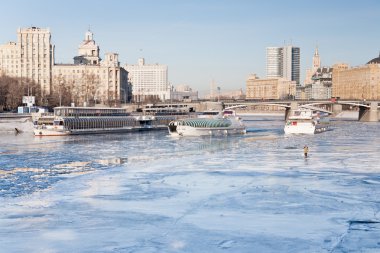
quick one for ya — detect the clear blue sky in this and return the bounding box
[1,0,380,94]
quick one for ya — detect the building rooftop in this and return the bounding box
[367,52,380,64]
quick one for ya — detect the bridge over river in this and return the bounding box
[222,100,380,122]
[220,100,380,122]
[135,100,380,122]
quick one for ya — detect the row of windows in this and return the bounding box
[56,69,120,74]
[0,60,18,64]
[0,50,18,54]
[55,74,110,79]
[20,53,49,58]
[21,46,49,50]
[1,59,46,63]
[0,50,48,56]
[57,69,102,74]
[0,63,48,69]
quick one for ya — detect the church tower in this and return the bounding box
[304,46,321,85]
[312,46,321,72]
[74,30,101,65]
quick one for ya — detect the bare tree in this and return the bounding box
[0,75,41,110]
[77,72,99,106]
[0,75,12,109]
[70,80,80,107]
[51,74,72,107]
[85,72,98,106]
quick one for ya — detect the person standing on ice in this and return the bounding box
[303,145,309,158]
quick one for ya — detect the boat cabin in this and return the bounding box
[289,109,313,120]
[54,107,130,117]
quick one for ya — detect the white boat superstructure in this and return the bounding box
[34,107,171,136]
[284,109,329,134]
[168,109,246,137]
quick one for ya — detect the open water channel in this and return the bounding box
[0,115,380,252]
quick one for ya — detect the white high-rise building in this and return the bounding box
[266,45,300,84]
[18,27,54,95]
[266,47,282,78]
[282,45,300,84]
[0,27,54,96]
[125,58,169,102]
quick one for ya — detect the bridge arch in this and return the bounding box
[224,100,379,121]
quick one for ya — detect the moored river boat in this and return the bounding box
[168,109,246,137]
[34,107,174,136]
[284,109,330,134]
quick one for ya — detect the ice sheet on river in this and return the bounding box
[0,116,380,252]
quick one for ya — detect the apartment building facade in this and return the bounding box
[125,58,169,102]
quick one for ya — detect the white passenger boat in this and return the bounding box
[284,109,329,134]
[168,109,246,137]
[34,107,171,136]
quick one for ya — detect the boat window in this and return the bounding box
[53,120,63,126]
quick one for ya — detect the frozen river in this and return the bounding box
[0,116,380,252]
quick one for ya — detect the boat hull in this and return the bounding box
[172,125,246,137]
[69,126,167,135]
[284,122,328,134]
[34,125,168,136]
[34,129,71,136]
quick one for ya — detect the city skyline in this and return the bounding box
[1,0,380,94]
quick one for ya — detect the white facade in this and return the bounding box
[266,47,282,78]
[53,31,128,106]
[246,74,296,100]
[172,85,198,101]
[0,28,129,106]
[0,42,18,76]
[305,82,331,100]
[0,27,54,95]
[304,67,332,100]
[266,45,300,84]
[282,45,300,84]
[125,58,169,101]
[74,30,100,65]
[52,60,128,106]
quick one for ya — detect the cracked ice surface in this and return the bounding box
[0,116,380,252]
